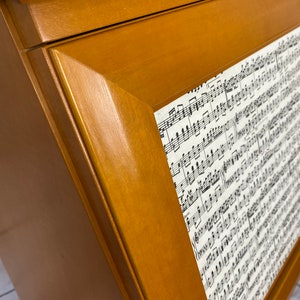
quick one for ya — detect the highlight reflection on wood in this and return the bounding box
[1,0,300,299]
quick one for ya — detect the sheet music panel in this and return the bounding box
[155,27,300,300]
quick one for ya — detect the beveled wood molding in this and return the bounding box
[7,0,297,298]
[41,0,300,111]
[50,50,205,299]
[6,0,208,47]
[0,5,125,299]
[44,0,300,298]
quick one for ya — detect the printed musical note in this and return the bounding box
[155,27,300,300]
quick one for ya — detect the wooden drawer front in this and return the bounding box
[43,0,300,299]
[6,0,205,47]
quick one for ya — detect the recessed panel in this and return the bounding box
[155,27,300,299]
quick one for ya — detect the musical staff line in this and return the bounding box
[155,27,300,300]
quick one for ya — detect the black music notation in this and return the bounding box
[155,27,300,300]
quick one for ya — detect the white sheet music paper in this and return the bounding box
[155,27,300,300]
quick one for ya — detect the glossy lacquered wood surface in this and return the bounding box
[48,0,300,299]
[0,5,123,300]
[49,0,300,111]
[6,0,206,47]
[51,53,205,300]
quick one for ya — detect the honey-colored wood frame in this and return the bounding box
[0,4,125,300]
[6,0,207,47]
[28,0,300,299]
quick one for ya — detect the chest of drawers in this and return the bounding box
[1,1,300,299]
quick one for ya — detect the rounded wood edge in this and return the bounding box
[49,48,206,300]
[40,0,300,112]
[6,0,209,47]
[35,2,296,298]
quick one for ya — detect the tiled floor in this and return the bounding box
[0,260,18,300]
[0,257,298,299]
[289,279,300,300]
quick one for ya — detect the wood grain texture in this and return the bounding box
[26,47,143,300]
[5,0,206,47]
[0,5,123,300]
[51,52,205,300]
[48,0,300,299]
[1,0,300,299]
[46,0,300,111]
